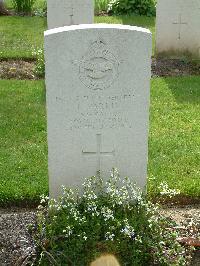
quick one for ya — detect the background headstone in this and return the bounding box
[156,0,200,58]
[45,24,152,197]
[47,0,94,29]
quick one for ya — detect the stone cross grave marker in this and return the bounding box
[156,0,200,58]
[82,133,115,171]
[172,14,187,40]
[44,24,152,198]
[47,0,94,29]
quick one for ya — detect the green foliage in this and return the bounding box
[33,170,186,265]
[108,0,156,16]
[12,0,36,14]
[32,48,45,78]
[95,0,110,14]
[33,0,46,17]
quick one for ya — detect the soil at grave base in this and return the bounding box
[151,58,200,77]
[0,58,200,80]
[152,195,200,206]
[0,59,38,80]
[0,205,200,266]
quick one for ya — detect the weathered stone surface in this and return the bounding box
[47,0,94,29]
[156,0,200,58]
[45,24,152,197]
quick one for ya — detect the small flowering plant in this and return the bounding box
[32,48,45,78]
[159,181,181,198]
[33,169,186,265]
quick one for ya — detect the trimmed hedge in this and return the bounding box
[108,0,156,16]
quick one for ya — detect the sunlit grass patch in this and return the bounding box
[0,77,199,205]
[148,77,200,199]
[0,80,48,205]
[0,15,155,59]
[0,16,46,59]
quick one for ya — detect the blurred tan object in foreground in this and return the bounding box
[90,254,120,266]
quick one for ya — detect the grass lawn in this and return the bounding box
[0,16,46,58]
[0,80,48,205]
[0,77,199,205]
[148,77,200,200]
[0,15,155,59]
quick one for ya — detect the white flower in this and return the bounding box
[82,232,88,241]
[121,221,135,239]
[110,168,119,179]
[40,194,49,204]
[158,182,180,198]
[53,216,57,221]
[86,201,99,217]
[63,226,73,237]
[101,207,114,221]
[37,205,43,210]
[83,190,97,201]
[105,232,115,241]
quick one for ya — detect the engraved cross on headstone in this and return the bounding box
[69,1,74,25]
[173,14,187,40]
[82,134,115,172]
[69,7,74,24]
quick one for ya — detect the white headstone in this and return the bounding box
[47,0,94,29]
[156,0,200,58]
[45,24,152,197]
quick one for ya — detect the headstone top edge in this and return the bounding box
[44,23,151,37]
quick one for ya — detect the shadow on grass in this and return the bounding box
[119,14,155,28]
[163,76,200,104]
